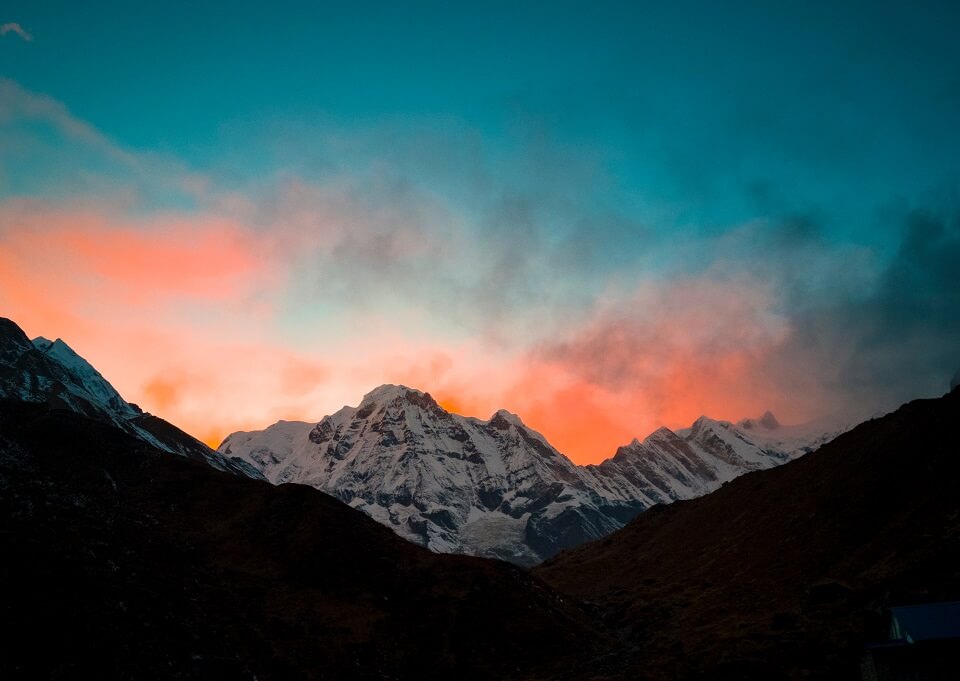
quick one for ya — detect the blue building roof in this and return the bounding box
[889,602,960,643]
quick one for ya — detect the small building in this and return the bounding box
[861,601,960,681]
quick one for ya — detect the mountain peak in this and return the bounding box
[689,415,717,434]
[32,336,55,351]
[223,380,852,565]
[737,410,780,431]
[951,368,960,392]
[645,426,679,443]
[759,410,780,429]
[357,384,443,415]
[487,408,530,432]
[33,336,85,365]
[360,384,424,404]
[490,408,524,426]
[30,335,123,401]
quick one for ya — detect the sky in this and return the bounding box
[1,1,959,463]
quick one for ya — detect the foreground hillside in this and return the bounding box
[0,400,607,681]
[536,388,960,680]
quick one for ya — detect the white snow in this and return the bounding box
[219,386,848,564]
[30,336,140,418]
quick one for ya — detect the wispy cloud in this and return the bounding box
[2,78,959,463]
[1,22,32,42]
[0,78,210,204]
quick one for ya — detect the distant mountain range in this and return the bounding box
[0,316,850,563]
[220,385,850,564]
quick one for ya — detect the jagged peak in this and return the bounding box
[33,335,79,358]
[758,410,780,429]
[356,384,443,416]
[35,337,86,364]
[687,414,736,438]
[739,410,781,431]
[489,408,524,427]
[360,384,426,404]
[690,415,714,431]
[645,426,679,443]
[32,335,105,378]
[32,336,55,351]
[487,409,526,431]
[610,438,648,462]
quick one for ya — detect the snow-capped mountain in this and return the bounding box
[220,385,633,564]
[220,384,850,565]
[0,317,261,479]
[584,411,850,508]
[0,314,850,564]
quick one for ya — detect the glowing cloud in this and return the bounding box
[3,76,957,466]
[483,276,791,460]
[0,198,291,445]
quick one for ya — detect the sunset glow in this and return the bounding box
[0,206,800,462]
[3,3,959,463]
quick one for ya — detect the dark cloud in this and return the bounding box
[834,211,960,400]
[746,208,960,416]
[523,204,960,426]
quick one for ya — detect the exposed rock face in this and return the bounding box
[221,386,847,564]
[221,386,629,564]
[0,317,260,479]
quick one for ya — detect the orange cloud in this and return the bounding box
[0,199,266,305]
[142,376,184,412]
[488,276,797,461]
[0,198,293,442]
[501,366,638,460]
[0,194,807,467]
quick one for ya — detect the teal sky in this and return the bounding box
[1,1,959,460]
[5,1,959,231]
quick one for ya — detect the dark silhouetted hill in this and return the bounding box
[0,399,608,680]
[536,389,960,680]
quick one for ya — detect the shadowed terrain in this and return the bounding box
[3,388,959,680]
[536,389,960,680]
[0,399,609,681]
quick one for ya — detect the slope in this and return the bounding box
[535,388,960,680]
[0,398,609,681]
[0,317,259,478]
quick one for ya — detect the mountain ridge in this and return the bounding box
[221,382,850,564]
[0,317,260,479]
[0,316,853,564]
